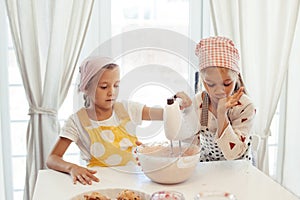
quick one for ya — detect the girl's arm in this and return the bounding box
[216,89,256,160]
[141,91,193,121]
[142,106,163,120]
[46,137,99,185]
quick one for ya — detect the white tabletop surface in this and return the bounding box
[33,160,299,200]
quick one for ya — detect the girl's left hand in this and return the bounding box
[174,91,192,110]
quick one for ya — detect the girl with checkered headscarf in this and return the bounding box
[174,36,256,162]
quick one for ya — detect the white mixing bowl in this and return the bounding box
[135,142,200,184]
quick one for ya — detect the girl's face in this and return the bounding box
[201,67,237,105]
[90,67,120,110]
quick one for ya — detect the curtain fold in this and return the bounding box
[5,0,94,199]
[0,1,13,199]
[210,0,299,174]
[283,11,300,197]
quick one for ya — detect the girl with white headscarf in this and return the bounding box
[46,56,164,185]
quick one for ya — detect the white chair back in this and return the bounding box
[251,134,261,166]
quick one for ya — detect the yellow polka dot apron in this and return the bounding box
[77,102,138,167]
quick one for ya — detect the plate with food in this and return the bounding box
[70,188,151,200]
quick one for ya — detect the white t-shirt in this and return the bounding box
[60,100,145,161]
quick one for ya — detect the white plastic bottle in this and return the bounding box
[163,98,182,140]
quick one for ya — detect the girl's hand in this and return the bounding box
[69,164,99,185]
[174,91,192,110]
[135,140,143,146]
[218,87,244,113]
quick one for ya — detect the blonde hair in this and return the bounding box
[200,67,247,95]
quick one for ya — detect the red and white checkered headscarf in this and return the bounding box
[195,36,240,73]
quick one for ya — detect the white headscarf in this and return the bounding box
[78,56,114,92]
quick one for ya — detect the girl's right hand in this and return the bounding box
[218,87,244,114]
[69,164,100,185]
[174,91,192,110]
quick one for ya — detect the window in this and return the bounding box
[111,0,199,142]
[6,19,27,200]
[268,103,280,178]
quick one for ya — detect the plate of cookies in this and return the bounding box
[70,188,151,200]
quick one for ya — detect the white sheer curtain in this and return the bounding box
[0,43,13,200]
[0,113,6,200]
[210,0,299,174]
[283,14,300,196]
[0,0,13,199]
[0,120,5,200]
[5,0,94,199]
